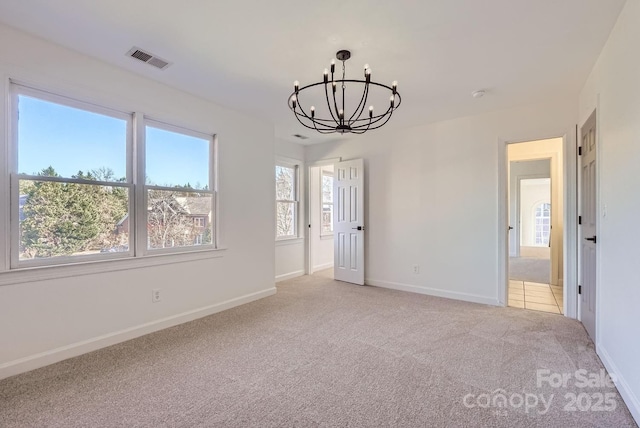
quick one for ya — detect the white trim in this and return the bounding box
[313,262,333,271]
[366,278,499,306]
[275,270,305,282]
[598,345,640,424]
[0,76,9,272]
[0,285,274,380]
[0,248,226,287]
[275,237,304,247]
[275,160,301,240]
[498,139,509,306]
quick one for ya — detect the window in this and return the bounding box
[321,170,334,235]
[534,203,551,246]
[8,83,216,269]
[275,164,298,239]
[145,122,214,250]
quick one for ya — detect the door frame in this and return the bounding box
[497,134,578,318]
[304,157,341,275]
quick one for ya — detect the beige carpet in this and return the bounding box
[509,256,551,284]
[0,274,637,427]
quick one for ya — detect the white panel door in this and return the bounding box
[333,159,365,285]
[580,111,597,341]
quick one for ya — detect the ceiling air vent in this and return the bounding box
[293,134,309,140]
[126,47,171,70]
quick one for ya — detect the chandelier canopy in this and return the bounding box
[288,50,401,134]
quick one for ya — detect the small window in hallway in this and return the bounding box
[534,203,551,246]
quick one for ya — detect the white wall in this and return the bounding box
[305,98,576,305]
[309,166,333,272]
[274,139,306,281]
[579,0,640,421]
[0,24,275,378]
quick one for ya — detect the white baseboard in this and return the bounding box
[275,270,304,282]
[598,345,640,424]
[313,262,333,271]
[0,287,277,381]
[365,279,499,306]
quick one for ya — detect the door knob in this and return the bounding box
[508,226,514,231]
[584,236,597,243]
[352,226,364,231]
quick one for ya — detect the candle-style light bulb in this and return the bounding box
[392,80,398,94]
[323,68,329,83]
[291,94,297,108]
[365,66,371,82]
[294,80,299,92]
[389,94,395,107]
[369,106,374,118]
[310,106,315,118]
[330,59,336,74]
[332,81,337,93]
[338,109,344,119]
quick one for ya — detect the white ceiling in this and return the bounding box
[0,0,626,145]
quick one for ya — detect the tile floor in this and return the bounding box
[508,280,563,314]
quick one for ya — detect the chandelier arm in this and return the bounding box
[350,118,373,134]
[331,81,341,125]
[293,91,337,129]
[292,111,335,132]
[312,119,339,134]
[359,108,395,131]
[347,80,369,123]
[350,104,393,129]
[323,84,340,125]
[289,95,336,131]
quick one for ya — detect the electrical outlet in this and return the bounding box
[152,289,162,303]
[412,265,420,274]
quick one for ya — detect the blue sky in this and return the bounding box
[18,95,209,188]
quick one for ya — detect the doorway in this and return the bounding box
[506,138,564,314]
[308,164,334,278]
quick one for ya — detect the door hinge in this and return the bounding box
[578,285,582,295]
[578,146,582,156]
[578,215,582,225]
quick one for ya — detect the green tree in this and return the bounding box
[20,167,129,258]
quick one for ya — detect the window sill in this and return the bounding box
[0,248,227,287]
[275,237,304,247]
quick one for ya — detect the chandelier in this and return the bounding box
[288,50,401,134]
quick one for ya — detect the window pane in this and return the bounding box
[276,166,295,200]
[322,204,333,234]
[276,201,296,237]
[146,126,210,189]
[19,180,130,260]
[18,95,127,180]
[147,190,213,249]
[322,174,333,203]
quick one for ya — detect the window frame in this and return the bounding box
[320,169,334,237]
[4,81,220,273]
[141,119,217,256]
[533,202,551,247]
[10,84,135,268]
[275,160,299,241]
